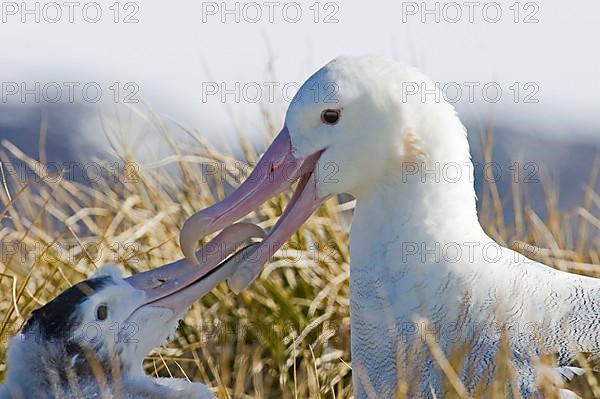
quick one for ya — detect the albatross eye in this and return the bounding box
[96,304,108,321]
[321,109,340,125]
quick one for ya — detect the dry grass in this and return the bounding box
[0,112,599,398]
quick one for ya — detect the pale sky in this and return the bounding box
[0,0,599,149]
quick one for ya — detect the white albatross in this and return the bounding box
[180,56,597,398]
[0,223,264,399]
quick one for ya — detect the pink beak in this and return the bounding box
[179,127,327,293]
[126,222,265,315]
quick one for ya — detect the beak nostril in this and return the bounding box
[150,277,167,288]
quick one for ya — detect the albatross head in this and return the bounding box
[2,223,264,398]
[180,55,472,292]
[286,56,401,198]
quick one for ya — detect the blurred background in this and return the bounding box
[0,0,599,214]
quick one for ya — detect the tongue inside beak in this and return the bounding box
[179,127,327,293]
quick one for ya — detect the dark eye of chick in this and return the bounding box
[321,109,340,125]
[96,304,108,321]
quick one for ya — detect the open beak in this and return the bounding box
[125,222,265,315]
[179,127,328,293]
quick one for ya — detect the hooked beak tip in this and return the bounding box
[177,128,323,289]
[180,215,210,264]
[180,217,267,266]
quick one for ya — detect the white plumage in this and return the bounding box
[1,223,264,399]
[293,56,597,398]
[180,56,598,398]
[0,266,213,399]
